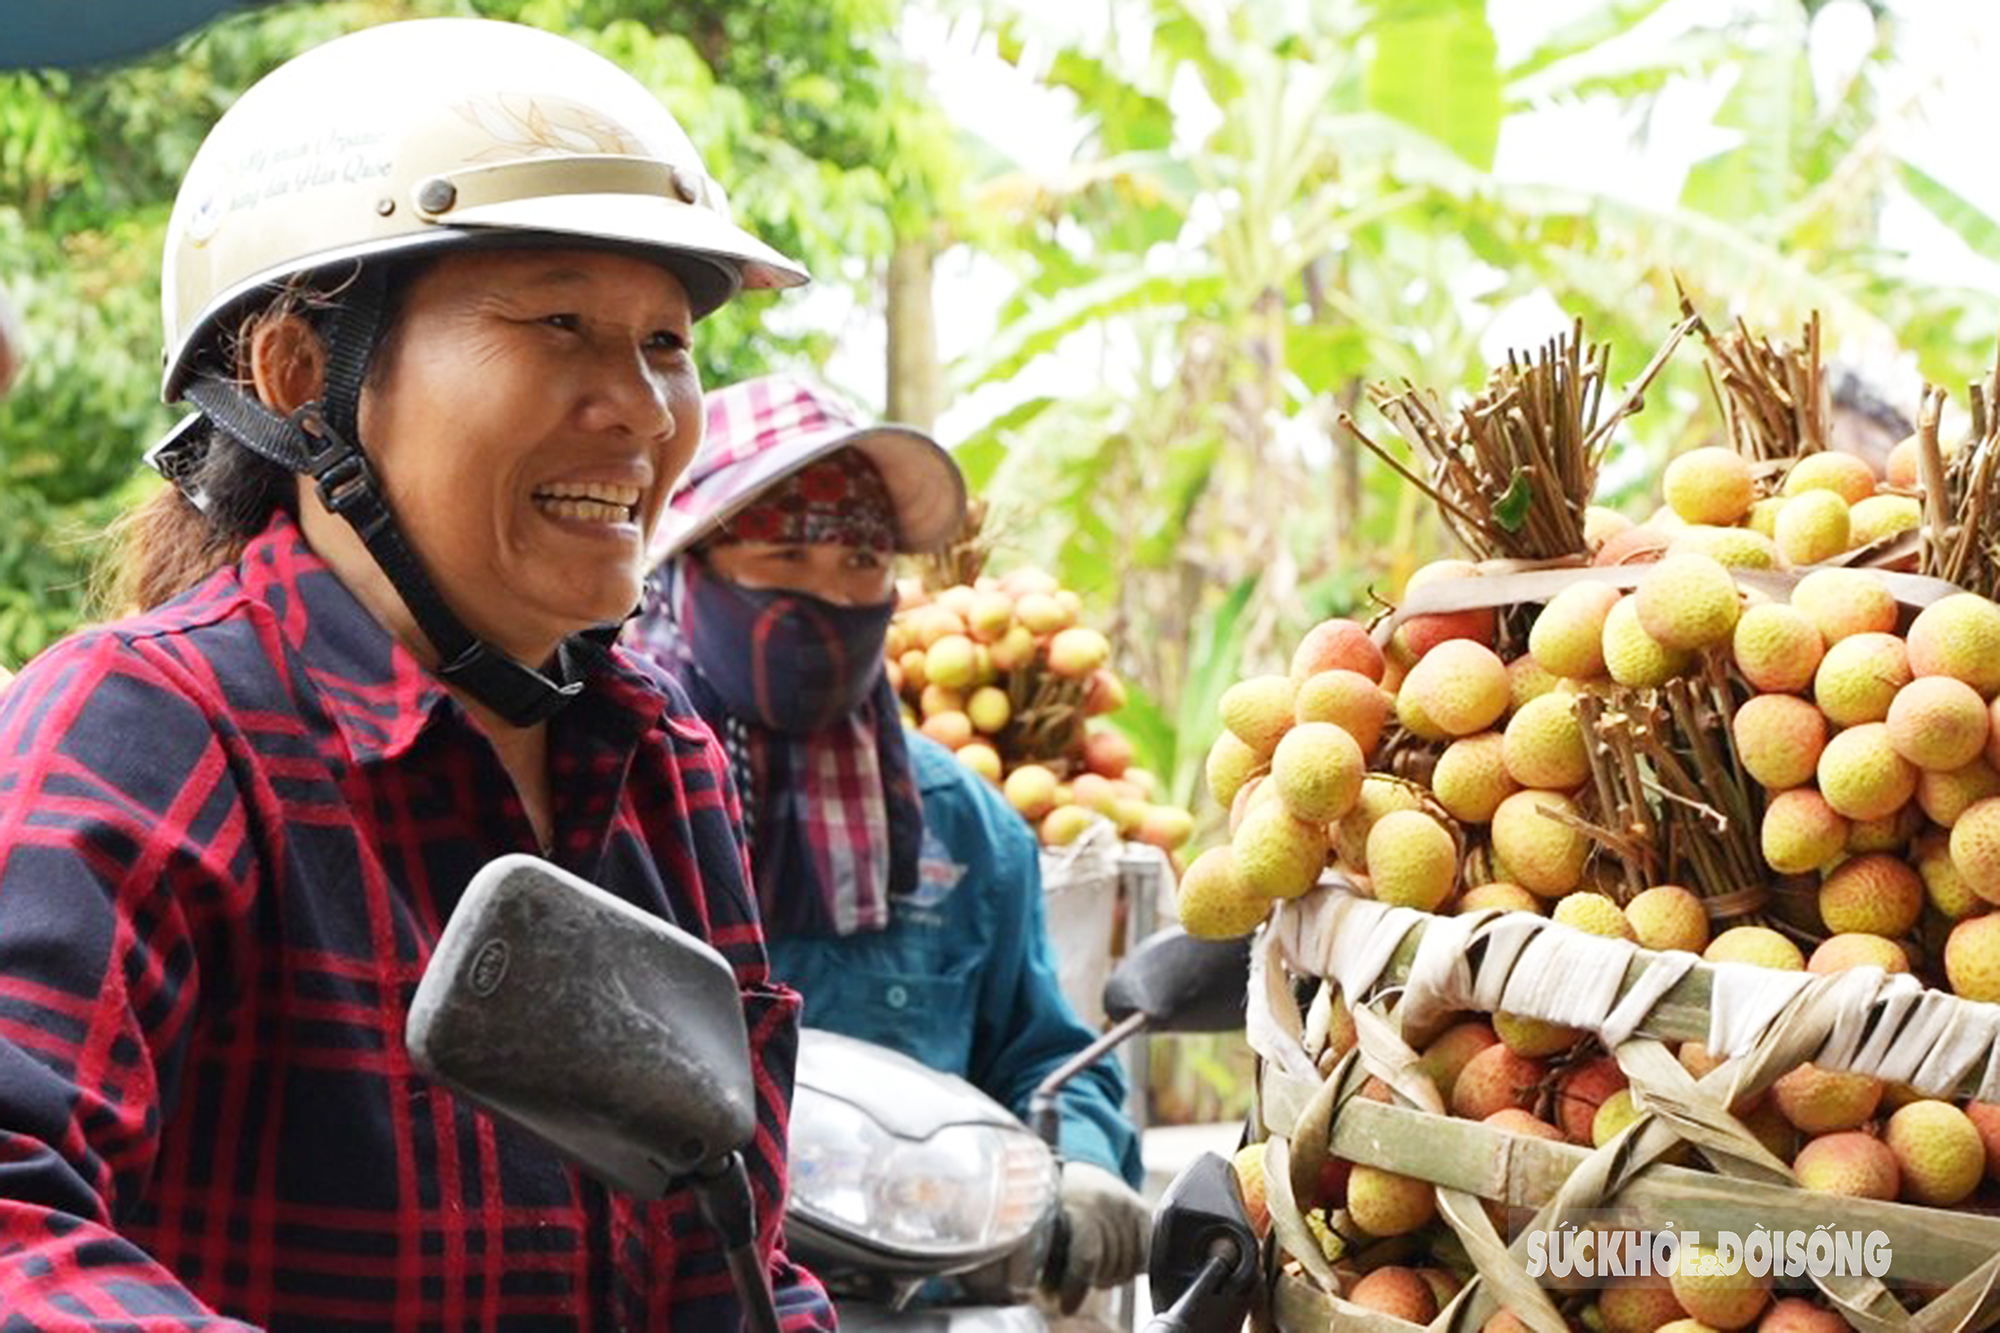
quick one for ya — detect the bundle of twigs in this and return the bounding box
[1565,659,1775,936]
[913,497,994,592]
[996,666,1090,770]
[1342,315,1697,562]
[1694,297,1831,464]
[1916,344,2000,600]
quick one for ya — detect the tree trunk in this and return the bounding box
[886,237,941,430]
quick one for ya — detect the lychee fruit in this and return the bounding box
[1365,809,1457,911]
[1816,852,1923,938]
[1599,1277,1687,1333]
[1917,830,1986,919]
[1669,1242,1770,1331]
[1944,912,2000,1002]
[1593,1089,1644,1147]
[1883,1099,1985,1205]
[1731,694,1827,791]
[1347,1265,1437,1322]
[1760,788,1850,875]
[1493,1011,1582,1058]
[1483,1107,1565,1141]
[1205,729,1266,809]
[1917,757,2000,829]
[1289,617,1383,684]
[1849,493,1922,549]
[1704,925,1805,972]
[1231,801,1329,900]
[1604,594,1694,688]
[1395,559,1498,659]
[1451,1044,1549,1120]
[1270,720,1366,823]
[1668,525,1781,571]
[1432,731,1520,824]
[1585,505,1635,552]
[1908,592,2000,698]
[1664,446,1756,525]
[1490,790,1590,897]
[1963,1101,2000,1184]
[1595,524,1675,568]
[1508,654,1561,713]
[1757,1297,1851,1333]
[1732,604,1825,695]
[1887,675,1990,771]
[1782,450,1877,505]
[1626,884,1710,954]
[1229,1141,1272,1237]
[1344,1165,1436,1237]
[1813,631,1911,727]
[1530,580,1622,680]
[1456,882,1542,915]
[1807,932,1909,975]
[1294,669,1389,755]
[1399,638,1511,737]
[1772,1063,1882,1134]
[1503,692,1590,790]
[1553,891,1636,941]
[1417,1021,1500,1105]
[1772,489,1851,567]
[1333,775,1425,872]
[1175,846,1272,939]
[1949,797,2000,904]
[1637,553,1742,651]
[1816,721,1917,821]
[1556,1054,1630,1144]
[1047,625,1111,678]
[1793,1130,1899,1200]
[1219,675,1298,756]
[1789,566,1897,645]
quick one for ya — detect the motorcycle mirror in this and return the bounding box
[406,854,757,1198]
[1101,928,1251,1033]
[1144,1151,1261,1332]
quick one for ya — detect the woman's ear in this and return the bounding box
[248,313,326,414]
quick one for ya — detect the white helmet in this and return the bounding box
[160,17,807,401]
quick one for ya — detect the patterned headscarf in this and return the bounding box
[706,449,897,554]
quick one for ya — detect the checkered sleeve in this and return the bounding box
[0,631,259,1328]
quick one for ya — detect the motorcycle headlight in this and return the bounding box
[789,1083,1058,1262]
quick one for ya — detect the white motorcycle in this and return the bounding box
[406,855,1250,1332]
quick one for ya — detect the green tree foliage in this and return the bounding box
[0,0,959,666]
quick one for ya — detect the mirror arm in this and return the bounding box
[689,1151,783,1333]
[1140,1238,1242,1333]
[1027,1010,1150,1147]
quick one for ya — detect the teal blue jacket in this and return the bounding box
[766,734,1144,1186]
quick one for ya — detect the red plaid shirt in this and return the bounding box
[0,512,833,1331]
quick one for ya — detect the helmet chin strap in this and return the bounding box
[175,270,589,727]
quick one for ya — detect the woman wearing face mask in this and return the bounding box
[627,373,1150,1309]
[0,20,831,1329]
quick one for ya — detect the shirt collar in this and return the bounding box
[236,511,669,764]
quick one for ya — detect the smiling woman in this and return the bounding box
[0,17,839,1332]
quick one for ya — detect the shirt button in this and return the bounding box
[884,984,909,1009]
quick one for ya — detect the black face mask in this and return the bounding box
[677,557,895,735]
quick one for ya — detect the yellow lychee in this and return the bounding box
[1782,449,1878,504]
[1604,595,1693,688]
[1503,692,1590,790]
[1817,722,1917,820]
[1552,891,1635,941]
[1917,758,2000,828]
[1789,567,1898,645]
[1507,654,1561,713]
[1949,796,2000,904]
[1664,446,1756,524]
[1219,675,1298,756]
[1431,731,1519,824]
[1456,882,1542,915]
[1529,580,1621,680]
[1884,1100,1985,1205]
[1345,1164,1435,1237]
[1945,912,2000,1001]
[1773,1063,1881,1133]
[1333,775,1426,871]
[1849,493,1922,548]
[1732,604,1825,695]
[1669,1242,1770,1331]
[1730,694,1827,790]
[1175,846,1272,939]
[1813,631,1911,727]
[1204,730,1266,810]
[1269,720,1366,823]
[1793,1131,1899,1200]
[1807,932,1910,975]
[1489,789,1589,897]
[1817,852,1923,937]
[1907,592,2000,698]
[1667,525,1782,570]
[1398,638,1511,737]
[1887,675,1990,771]
[1636,553,1741,651]
[1230,800,1328,900]
[1772,489,1851,566]
[1917,831,1986,919]
[1625,884,1710,954]
[1704,925,1804,971]
[1365,809,1458,911]
[1760,787,1850,874]
[1294,668,1389,756]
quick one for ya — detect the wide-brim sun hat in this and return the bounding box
[649,373,967,565]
